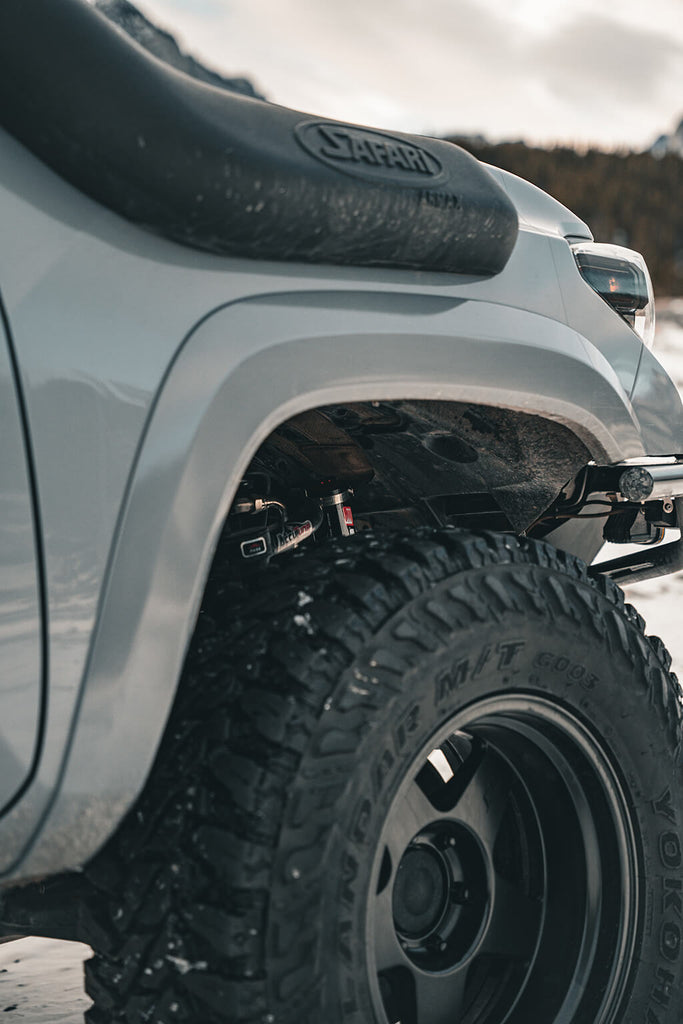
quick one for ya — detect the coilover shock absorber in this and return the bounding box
[321,488,355,537]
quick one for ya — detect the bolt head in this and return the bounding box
[451,882,470,904]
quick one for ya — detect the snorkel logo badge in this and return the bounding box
[295,121,444,185]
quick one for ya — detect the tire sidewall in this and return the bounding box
[272,566,683,1023]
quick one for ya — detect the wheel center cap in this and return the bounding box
[392,847,449,939]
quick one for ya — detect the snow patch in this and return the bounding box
[293,613,314,634]
[166,955,208,975]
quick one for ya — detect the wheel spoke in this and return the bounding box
[373,881,409,972]
[385,778,442,863]
[451,747,510,855]
[479,873,541,961]
[413,964,469,1024]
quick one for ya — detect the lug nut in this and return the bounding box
[451,882,470,904]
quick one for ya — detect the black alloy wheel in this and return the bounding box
[369,697,637,1024]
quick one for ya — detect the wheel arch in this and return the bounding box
[8,292,647,880]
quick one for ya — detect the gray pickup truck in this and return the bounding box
[1,2,682,1022]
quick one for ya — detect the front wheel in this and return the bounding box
[84,530,683,1024]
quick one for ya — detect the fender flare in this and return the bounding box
[8,293,646,877]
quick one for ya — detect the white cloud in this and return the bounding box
[133,0,683,148]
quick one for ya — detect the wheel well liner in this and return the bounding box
[254,399,591,533]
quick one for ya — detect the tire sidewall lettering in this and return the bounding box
[533,650,599,690]
[659,830,682,871]
[435,637,527,704]
[645,790,683,1015]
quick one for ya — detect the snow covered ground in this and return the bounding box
[1,306,683,1022]
[0,938,91,1021]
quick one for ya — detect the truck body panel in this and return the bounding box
[1,128,682,880]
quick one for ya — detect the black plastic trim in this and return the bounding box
[590,498,683,584]
[0,0,518,275]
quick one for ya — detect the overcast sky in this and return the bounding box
[136,0,683,149]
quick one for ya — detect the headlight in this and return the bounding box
[570,241,655,348]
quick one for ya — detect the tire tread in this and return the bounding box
[82,528,683,1022]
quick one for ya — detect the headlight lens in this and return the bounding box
[570,241,655,348]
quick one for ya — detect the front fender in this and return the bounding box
[6,292,648,878]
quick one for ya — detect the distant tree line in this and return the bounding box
[448,138,683,297]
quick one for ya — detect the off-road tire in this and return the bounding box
[81,529,683,1023]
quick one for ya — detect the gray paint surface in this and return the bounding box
[0,129,682,878]
[0,304,42,809]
